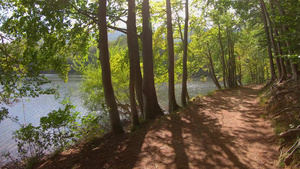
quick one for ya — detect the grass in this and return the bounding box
[206,90,216,97]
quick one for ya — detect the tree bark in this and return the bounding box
[231,39,237,86]
[226,28,236,87]
[217,23,227,88]
[207,43,221,89]
[273,28,288,81]
[272,0,298,81]
[265,1,282,79]
[142,0,164,119]
[259,0,277,81]
[166,0,180,113]
[291,62,298,81]
[127,0,144,118]
[127,0,140,126]
[238,54,243,85]
[98,0,123,134]
[181,0,189,107]
[134,52,144,118]
[227,28,232,87]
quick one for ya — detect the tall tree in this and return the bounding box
[263,0,287,81]
[267,0,282,79]
[142,0,164,119]
[259,0,276,81]
[98,0,123,133]
[127,0,140,126]
[217,22,227,88]
[206,43,222,89]
[181,0,189,107]
[166,0,180,113]
[131,12,144,119]
[226,26,237,87]
[271,0,298,81]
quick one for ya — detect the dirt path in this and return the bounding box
[37,85,279,169]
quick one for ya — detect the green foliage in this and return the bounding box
[152,25,169,84]
[39,103,79,148]
[12,101,105,160]
[206,90,216,97]
[74,38,130,112]
[284,54,300,64]
[79,112,105,139]
[0,0,93,122]
[13,103,78,158]
[13,123,44,158]
[0,108,9,122]
[0,74,60,123]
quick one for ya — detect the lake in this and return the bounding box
[0,74,217,162]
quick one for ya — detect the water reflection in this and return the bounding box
[157,77,217,111]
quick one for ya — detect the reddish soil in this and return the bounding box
[35,85,279,169]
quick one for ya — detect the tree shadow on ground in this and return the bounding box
[170,114,189,168]
[35,86,278,169]
[181,106,249,168]
[35,122,150,169]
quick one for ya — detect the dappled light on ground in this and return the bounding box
[36,85,278,169]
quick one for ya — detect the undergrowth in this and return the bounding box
[260,80,300,168]
[1,101,106,169]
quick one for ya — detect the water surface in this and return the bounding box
[0,74,217,162]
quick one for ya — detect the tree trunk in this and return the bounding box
[259,0,277,81]
[272,0,299,81]
[266,0,282,79]
[273,28,288,81]
[217,23,227,88]
[127,0,140,126]
[128,0,144,118]
[250,69,254,83]
[134,53,144,118]
[181,0,189,107]
[227,29,232,87]
[291,62,298,81]
[226,27,236,87]
[232,40,237,86]
[98,0,123,134]
[166,0,180,113]
[207,43,221,89]
[238,54,243,85]
[142,0,164,119]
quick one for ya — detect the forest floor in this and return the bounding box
[35,85,279,169]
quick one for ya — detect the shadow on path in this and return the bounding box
[36,86,278,169]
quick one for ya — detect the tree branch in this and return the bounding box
[176,11,184,42]
[107,14,127,24]
[107,25,127,34]
[69,4,98,24]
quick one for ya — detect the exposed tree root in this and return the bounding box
[279,125,300,138]
[263,80,300,167]
[280,139,300,166]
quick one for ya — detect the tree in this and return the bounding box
[0,0,126,133]
[166,0,180,113]
[271,0,299,81]
[141,0,164,119]
[267,0,282,79]
[217,21,228,88]
[0,0,78,123]
[127,0,140,126]
[225,21,238,87]
[181,0,189,107]
[206,43,222,89]
[98,0,124,133]
[259,0,277,81]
